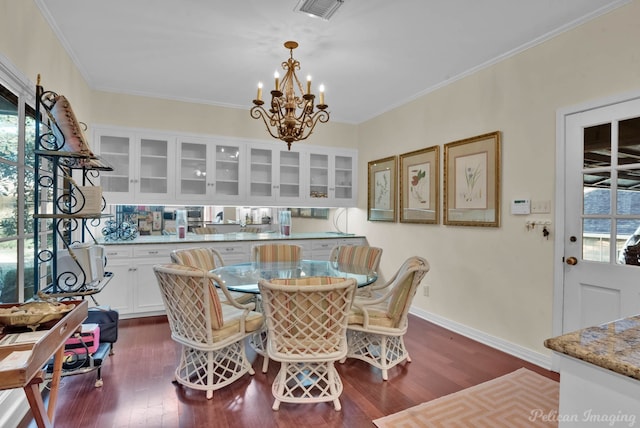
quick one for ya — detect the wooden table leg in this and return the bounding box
[23,379,52,428]
[46,345,65,423]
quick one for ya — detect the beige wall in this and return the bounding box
[0,1,92,115]
[3,0,640,358]
[90,90,358,149]
[354,0,640,355]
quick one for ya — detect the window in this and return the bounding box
[0,80,36,303]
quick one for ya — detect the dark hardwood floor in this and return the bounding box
[18,315,558,428]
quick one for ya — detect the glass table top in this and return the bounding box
[211,260,378,294]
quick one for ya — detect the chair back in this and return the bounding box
[171,247,225,271]
[258,276,356,359]
[153,264,226,346]
[330,245,382,271]
[251,243,302,263]
[194,226,217,235]
[385,256,430,328]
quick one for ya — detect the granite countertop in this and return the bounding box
[98,231,361,245]
[544,315,640,380]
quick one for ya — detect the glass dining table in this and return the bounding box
[211,260,378,294]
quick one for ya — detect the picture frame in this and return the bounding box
[443,131,501,227]
[368,156,397,222]
[399,145,439,224]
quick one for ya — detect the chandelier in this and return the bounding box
[251,41,329,150]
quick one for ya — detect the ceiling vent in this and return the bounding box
[294,0,344,21]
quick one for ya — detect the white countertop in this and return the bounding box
[98,231,361,245]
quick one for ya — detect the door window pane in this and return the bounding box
[584,122,611,168]
[618,117,640,166]
[584,186,610,215]
[583,218,611,262]
[617,220,640,266]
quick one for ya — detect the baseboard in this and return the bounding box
[0,389,30,428]
[410,307,553,371]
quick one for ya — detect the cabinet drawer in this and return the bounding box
[133,246,173,258]
[337,237,366,246]
[212,244,246,256]
[312,240,337,251]
[104,247,133,259]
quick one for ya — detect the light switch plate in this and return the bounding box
[531,200,551,214]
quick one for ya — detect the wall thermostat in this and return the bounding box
[511,199,531,215]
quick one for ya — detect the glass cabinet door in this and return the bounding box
[214,144,242,199]
[278,150,301,199]
[98,133,132,195]
[178,141,208,197]
[249,147,273,198]
[333,154,354,201]
[309,153,329,200]
[138,137,170,196]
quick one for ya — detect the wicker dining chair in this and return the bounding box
[153,264,263,399]
[258,276,357,411]
[170,247,253,304]
[344,256,429,380]
[249,243,303,372]
[329,245,382,297]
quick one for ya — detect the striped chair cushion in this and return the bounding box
[347,300,395,328]
[213,304,264,342]
[171,248,218,270]
[252,244,302,262]
[334,245,382,270]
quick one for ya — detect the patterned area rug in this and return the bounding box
[373,368,559,427]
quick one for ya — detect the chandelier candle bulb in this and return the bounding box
[274,71,280,91]
[306,75,312,94]
[257,82,263,101]
[319,84,325,105]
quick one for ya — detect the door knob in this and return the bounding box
[566,256,578,265]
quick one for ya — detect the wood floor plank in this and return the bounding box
[17,315,557,428]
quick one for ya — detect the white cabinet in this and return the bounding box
[311,239,336,260]
[98,245,170,318]
[307,148,357,207]
[247,145,304,204]
[95,125,357,207]
[132,246,169,314]
[96,128,175,204]
[98,247,135,315]
[176,137,245,204]
[310,237,366,260]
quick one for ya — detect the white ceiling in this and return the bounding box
[36,0,627,124]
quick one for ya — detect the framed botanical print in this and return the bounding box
[443,131,501,227]
[367,156,397,222]
[399,145,439,224]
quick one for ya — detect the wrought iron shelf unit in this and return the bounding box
[33,81,114,299]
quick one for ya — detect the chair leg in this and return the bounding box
[262,355,269,373]
[272,399,281,411]
[271,363,287,411]
[333,398,342,411]
[206,390,213,400]
[380,336,389,381]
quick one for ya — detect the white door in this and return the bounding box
[562,96,640,333]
